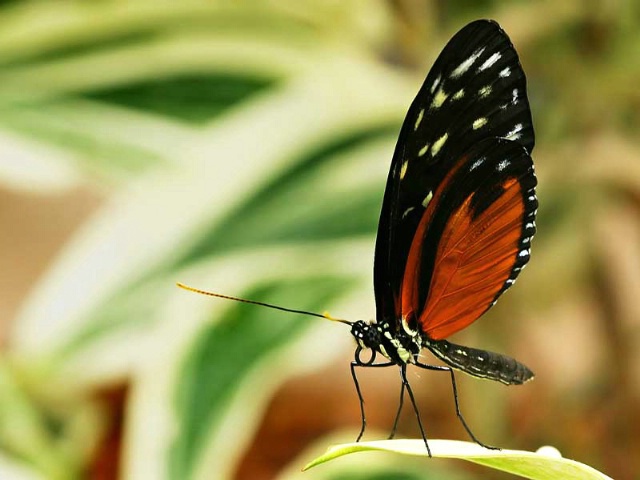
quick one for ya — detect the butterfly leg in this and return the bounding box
[387,381,405,439]
[399,364,432,456]
[349,360,368,442]
[350,348,395,442]
[415,361,500,450]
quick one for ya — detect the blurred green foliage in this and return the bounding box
[0,1,637,480]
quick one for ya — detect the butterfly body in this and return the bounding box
[351,318,533,385]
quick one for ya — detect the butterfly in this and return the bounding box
[178,18,537,457]
[347,19,537,454]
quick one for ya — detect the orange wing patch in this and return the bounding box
[413,176,526,340]
[400,156,468,327]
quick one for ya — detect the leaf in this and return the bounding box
[0,452,43,480]
[0,359,77,479]
[123,273,365,480]
[0,128,81,193]
[0,1,389,187]
[279,433,473,480]
[303,440,613,480]
[9,57,411,389]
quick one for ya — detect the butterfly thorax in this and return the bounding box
[350,320,422,364]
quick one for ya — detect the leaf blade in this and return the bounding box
[303,440,613,480]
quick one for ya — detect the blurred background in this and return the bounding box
[0,1,638,479]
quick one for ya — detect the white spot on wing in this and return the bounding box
[450,47,485,78]
[402,207,415,219]
[470,157,485,171]
[400,160,408,180]
[422,191,433,207]
[414,109,424,131]
[512,88,519,104]
[431,87,449,109]
[430,74,441,94]
[452,89,465,100]
[500,67,511,78]
[497,159,509,171]
[431,132,448,156]
[418,144,429,157]
[478,85,492,98]
[505,123,523,140]
[473,117,488,130]
[479,52,501,71]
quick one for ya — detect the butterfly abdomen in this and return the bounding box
[424,337,534,385]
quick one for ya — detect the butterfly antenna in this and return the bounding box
[176,282,353,325]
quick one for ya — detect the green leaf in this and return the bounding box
[84,74,275,124]
[279,433,473,480]
[0,452,43,480]
[0,1,384,187]
[176,126,398,264]
[123,269,366,480]
[169,278,351,480]
[0,128,81,192]
[9,57,412,385]
[0,360,77,480]
[303,440,613,480]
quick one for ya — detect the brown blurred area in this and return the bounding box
[0,187,101,345]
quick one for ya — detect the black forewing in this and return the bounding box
[373,20,535,326]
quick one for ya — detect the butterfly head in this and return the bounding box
[350,320,420,364]
[350,320,380,350]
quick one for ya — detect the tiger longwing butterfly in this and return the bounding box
[178,19,537,457]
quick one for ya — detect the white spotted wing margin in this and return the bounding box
[374,19,535,326]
